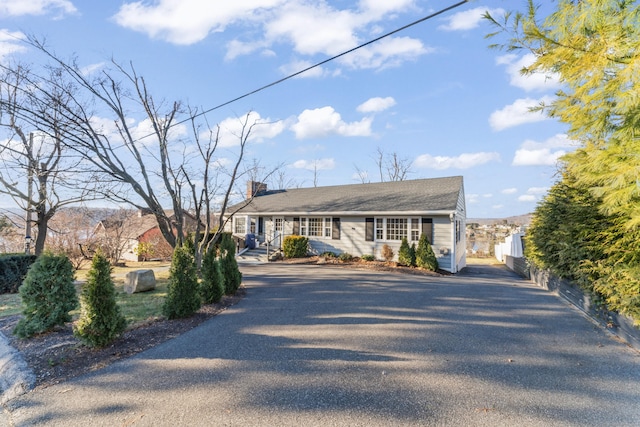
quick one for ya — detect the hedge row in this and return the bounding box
[0,254,38,294]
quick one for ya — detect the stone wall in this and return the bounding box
[504,255,530,279]
[529,266,640,351]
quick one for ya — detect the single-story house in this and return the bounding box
[226,176,466,273]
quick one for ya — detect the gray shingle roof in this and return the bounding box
[230,176,463,215]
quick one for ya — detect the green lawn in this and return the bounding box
[1,261,173,329]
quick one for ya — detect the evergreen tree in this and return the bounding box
[409,243,417,267]
[74,252,126,347]
[219,233,242,295]
[163,245,201,319]
[397,237,412,266]
[200,247,224,304]
[14,253,78,338]
[415,234,438,271]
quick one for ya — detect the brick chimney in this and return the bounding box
[247,181,267,199]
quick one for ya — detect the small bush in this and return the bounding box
[13,253,78,338]
[320,251,337,258]
[283,235,309,258]
[409,243,417,267]
[416,234,438,271]
[398,238,413,266]
[201,248,224,304]
[163,245,201,319]
[219,233,242,295]
[74,252,127,348]
[0,254,38,294]
[338,252,353,262]
[361,254,375,262]
[381,244,394,262]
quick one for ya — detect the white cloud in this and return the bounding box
[512,133,577,166]
[291,158,335,170]
[357,97,396,113]
[526,187,548,195]
[466,193,479,204]
[496,53,561,92]
[113,0,287,45]
[492,204,504,210]
[278,59,327,79]
[439,7,504,31]
[339,36,431,70]
[413,152,500,170]
[0,0,76,17]
[489,96,553,131]
[501,188,517,194]
[518,195,537,202]
[0,30,26,60]
[114,0,429,70]
[217,112,284,147]
[290,106,373,139]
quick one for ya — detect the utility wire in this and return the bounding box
[152,0,469,140]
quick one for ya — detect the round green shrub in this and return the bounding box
[283,235,309,258]
[13,253,78,338]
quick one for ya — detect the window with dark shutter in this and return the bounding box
[332,218,340,240]
[421,218,433,244]
[293,217,300,235]
[365,217,374,241]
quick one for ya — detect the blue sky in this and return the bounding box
[0,0,572,218]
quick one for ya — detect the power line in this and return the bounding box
[147,0,469,141]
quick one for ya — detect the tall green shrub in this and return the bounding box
[398,237,412,266]
[282,235,308,258]
[409,243,417,267]
[416,234,438,271]
[219,233,242,295]
[13,253,78,338]
[163,245,201,319]
[201,248,224,304]
[0,254,37,294]
[73,252,126,347]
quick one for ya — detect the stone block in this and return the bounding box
[124,269,156,294]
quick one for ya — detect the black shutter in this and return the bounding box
[422,218,433,244]
[365,217,374,241]
[258,217,264,235]
[332,218,341,240]
[293,217,300,235]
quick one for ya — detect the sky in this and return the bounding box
[0,0,573,219]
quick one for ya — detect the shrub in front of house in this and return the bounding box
[219,233,242,295]
[398,237,414,266]
[416,234,438,271]
[410,243,417,267]
[320,251,337,258]
[163,245,201,319]
[361,254,375,262]
[283,235,309,258]
[381,244,394,262]
[338,252,353,262]
[201,248,224,304]
[74,251,127,348]
[13,252,78,338]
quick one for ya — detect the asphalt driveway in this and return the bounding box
[4,263,640,426]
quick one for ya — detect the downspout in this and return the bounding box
[450,212,456,273]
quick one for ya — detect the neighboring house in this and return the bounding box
[227,176,467,273]
[95,209,200,262]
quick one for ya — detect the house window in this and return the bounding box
[234,217,246,234]
[375,217,422,242]
[299,217,332,238]
[386,218,407,241]
[375,218,384,240]
[411,218,420,242]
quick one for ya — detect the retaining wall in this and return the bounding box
[529,266,640,351]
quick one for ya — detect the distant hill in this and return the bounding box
[467,213,532,227]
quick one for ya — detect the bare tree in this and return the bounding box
[375,147,412,182]
[0,62,97,255]
[7,37,264,254]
